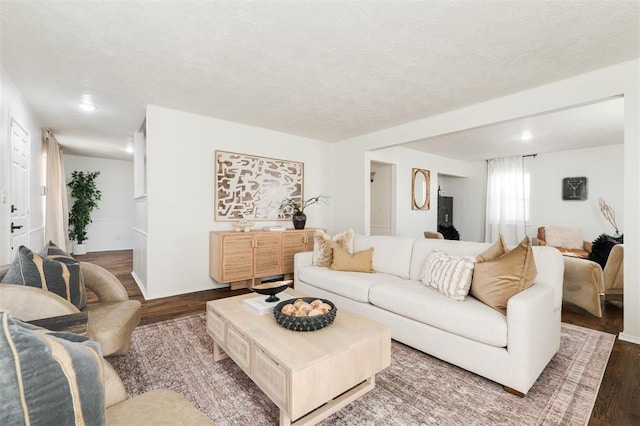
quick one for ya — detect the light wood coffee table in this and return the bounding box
[206,290,391,426]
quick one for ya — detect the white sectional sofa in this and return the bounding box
[294,235,565,395]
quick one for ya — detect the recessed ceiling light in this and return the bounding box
[79,103,95,112]
[520,130,533,141]
[79,93,95,112]
[126,144,134,153]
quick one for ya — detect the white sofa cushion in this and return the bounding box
[369,280,508,347]
[354,235,414,278]
[421,251,476,301]
[297,266,403,303]
[410,239,492,280]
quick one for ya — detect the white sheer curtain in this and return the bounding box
[43,129,69,248]
[485,155,528,245]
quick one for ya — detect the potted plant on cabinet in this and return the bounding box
[279,194,329,229]
[68,171,102,255]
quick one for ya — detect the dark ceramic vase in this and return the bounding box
[292,212,307,229]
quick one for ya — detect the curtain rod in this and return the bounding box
[486,153,538,162]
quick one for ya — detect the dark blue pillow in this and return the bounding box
[1,244,86,309]
[0,311,105,425]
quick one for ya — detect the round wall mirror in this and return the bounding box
[411,168,430,210]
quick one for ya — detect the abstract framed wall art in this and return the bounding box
[215,151,304,220]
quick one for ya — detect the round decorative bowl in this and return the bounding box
[251,280,292,302]
[273,297,337,332]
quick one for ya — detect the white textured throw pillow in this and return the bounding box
[421,250,476,301]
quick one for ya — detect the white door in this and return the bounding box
[370,161,396,236]
[10,118,29,257]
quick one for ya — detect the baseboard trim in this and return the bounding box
[131,271,148,300]
[618,332,640,345]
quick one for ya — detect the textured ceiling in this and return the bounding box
[0,1,638,160]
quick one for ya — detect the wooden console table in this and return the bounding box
[209,228,320,290]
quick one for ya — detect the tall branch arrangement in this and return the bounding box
[598,197,619,235]
[279,194,329,215]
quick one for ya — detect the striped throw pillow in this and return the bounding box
[421,250,476,301]
[1,244,87,309]
[0,311,105,426]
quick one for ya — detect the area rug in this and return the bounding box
[108,315,615,425]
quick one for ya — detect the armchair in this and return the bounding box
[562,244,624,317]
[533,226,592,258]
[424,231,444,239]
[0,261,141,356]
[104,362,214,424]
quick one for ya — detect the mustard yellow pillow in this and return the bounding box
[330,247,374,273]
[470,236,537,314]
[313,229,355,267]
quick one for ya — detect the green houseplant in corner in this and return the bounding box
[68,171,102,255]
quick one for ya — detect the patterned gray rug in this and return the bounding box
[108,314,614,425]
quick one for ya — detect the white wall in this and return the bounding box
[529,144,624,241]
[368,146,486,240]
[144,105,332,299]
[0,66,45,263]
[64,155,134,253]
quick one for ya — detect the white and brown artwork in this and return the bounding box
[215,151,304,220]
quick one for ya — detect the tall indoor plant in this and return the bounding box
[68,171,102,255]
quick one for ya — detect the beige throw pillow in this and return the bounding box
[330,247,374,273]
[476,235,508,262]
[313,229,355,267]
[421,251,476,301]
[470,236,538,315]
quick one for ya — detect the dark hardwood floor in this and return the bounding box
[77,250,639,425]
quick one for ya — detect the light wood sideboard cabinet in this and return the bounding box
[209,229,319,289]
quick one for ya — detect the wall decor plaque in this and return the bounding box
[215,151,304,220]
[562,177,588,201]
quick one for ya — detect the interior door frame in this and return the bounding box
[366,153,397,237]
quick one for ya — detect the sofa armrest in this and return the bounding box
[506,283,559,394]
[80,262,129,302]
[562,257,603,316]
[294,251,313,287]
[0,284,79,320]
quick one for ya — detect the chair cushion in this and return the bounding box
[544,225,583,249]
[1,245,86,309]
[0,311,105,426]
[106,389,214,425]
